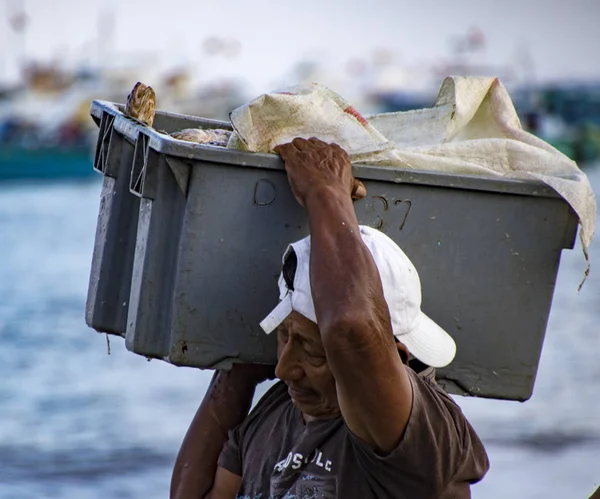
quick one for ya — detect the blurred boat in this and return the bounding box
[0,143,94,181]
[0,108,96,182]
[0,60,250,181]
[515,83,600,166]
[0,64,100,181]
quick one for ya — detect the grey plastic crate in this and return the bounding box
[87,99,579,401]
[86,103,228,337]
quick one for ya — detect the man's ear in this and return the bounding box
[395,338,410,365]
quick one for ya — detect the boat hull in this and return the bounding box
[0,146,96,181]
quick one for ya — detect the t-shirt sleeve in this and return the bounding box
[217,424,244,476]
[348,367,489,497]
[217,381,289,478]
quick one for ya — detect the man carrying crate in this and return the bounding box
[170,138,489,499]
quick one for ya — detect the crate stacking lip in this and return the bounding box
[86,99,578,402]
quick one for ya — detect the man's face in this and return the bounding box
[275,311,340,421]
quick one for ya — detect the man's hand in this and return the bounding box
[274,138,366,207]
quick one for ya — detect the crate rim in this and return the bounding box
[90,99,575,200]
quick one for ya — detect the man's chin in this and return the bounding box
[288,385,314,401]
[289,394,340,421]
[291,398,323,421]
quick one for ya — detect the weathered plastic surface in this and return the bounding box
[85,107,140,336]
[86,100,579,401]
[86,103,230,337]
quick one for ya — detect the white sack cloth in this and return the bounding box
[228,77,596,275]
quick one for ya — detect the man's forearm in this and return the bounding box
[170,369,257,499]
[305,186,387,336]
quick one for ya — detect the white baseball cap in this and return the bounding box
[260,225,456,368]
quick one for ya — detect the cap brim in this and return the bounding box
[259,295,292,334]
[399,313,457,368]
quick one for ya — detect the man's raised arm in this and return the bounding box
[275,138,413,454]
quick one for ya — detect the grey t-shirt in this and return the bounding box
[218,366,489,498]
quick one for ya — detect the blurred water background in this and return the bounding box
[1,1,600,497]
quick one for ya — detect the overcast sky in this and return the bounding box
[1,0,599,93]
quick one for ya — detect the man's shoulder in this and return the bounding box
[246,380,292,424]
[408,365,457,405]
[231,380,299,457]
[405,365,473,434]
[407,364,488,461]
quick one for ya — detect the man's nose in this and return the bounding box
[275,342,303,381]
